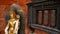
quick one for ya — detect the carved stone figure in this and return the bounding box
[5,3,25,34]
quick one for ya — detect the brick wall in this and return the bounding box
[0,5,8,34]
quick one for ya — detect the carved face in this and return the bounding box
[9,10,16,19]
[16,15,20,19]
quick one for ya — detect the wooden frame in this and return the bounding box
[27,1,60,34]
